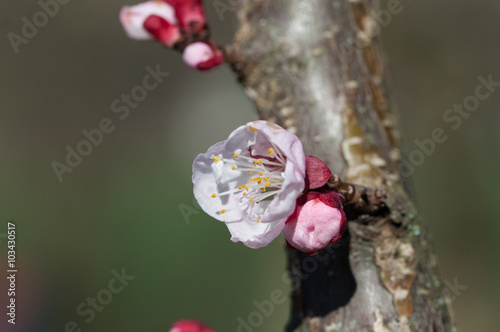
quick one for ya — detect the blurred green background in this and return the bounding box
[0,0,499,331]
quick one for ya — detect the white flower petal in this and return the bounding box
[227,219,285,249]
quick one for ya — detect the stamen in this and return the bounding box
[211,142,289,223]
[269,141,285,164]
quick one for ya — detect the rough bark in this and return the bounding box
[225,0,457,331]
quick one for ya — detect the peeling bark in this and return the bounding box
[225,0,456,331]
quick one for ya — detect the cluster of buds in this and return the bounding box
[192,121,347,255]
[120,0,223,70]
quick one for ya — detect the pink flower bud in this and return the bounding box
[120,1,177,41]
[284,191,347,255]
[143,15,181,47]
[165,0,206,29]
[304,155,332,189]
[183,42,223,71]
[170,319,216,332]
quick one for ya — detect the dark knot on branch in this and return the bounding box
[327,174,389,219]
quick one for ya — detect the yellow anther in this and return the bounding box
[234,153,239,158]
[238,186,243,190]
[232,166,236,170]
[256,219,260,223]
[257,160,262,165]
[265,182,271,187]
[220,210,226,214]
[211,193,216,198]
[250,198,254,202]
[268,148,274,154]
[264,177,269,181]
[213,156,221,163]
[245,188,249,191]
[242,185,247,188]
[259,171,263,176]
[248,126,259,132]
[261,188,266,192]
[248,171,252,174]
[243,192,247,196]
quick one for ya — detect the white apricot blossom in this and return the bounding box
[192,121,306,248]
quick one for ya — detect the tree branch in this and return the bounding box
[225,0,456,331]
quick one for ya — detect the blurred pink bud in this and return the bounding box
[170,319,216,332]
[143,15,181,47]
[120,1,177,41]
[183,42,223,71]
[284,191,347,255]
[165,0,206,29]
[304,155,332,189]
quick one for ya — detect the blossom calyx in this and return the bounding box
[304,155,332,190]
[165,0,206,30]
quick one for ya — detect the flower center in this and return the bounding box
[211,143,287,223]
